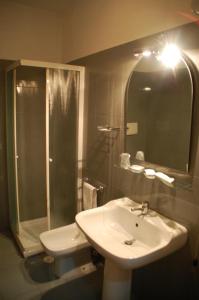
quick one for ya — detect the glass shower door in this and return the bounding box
[6,60,84,257]
[15,66,48,251]
[47,69,80,229]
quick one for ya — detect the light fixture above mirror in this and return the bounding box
[134,43,182,69]
[157,44,181,69]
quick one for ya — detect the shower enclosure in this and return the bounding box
[6,60,85,257]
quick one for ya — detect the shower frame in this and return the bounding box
[6,60,85,257]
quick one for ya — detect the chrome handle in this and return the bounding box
[141,201,149,208]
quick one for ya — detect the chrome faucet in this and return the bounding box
[130,201,149,216]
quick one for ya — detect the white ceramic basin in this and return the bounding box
[76,197,188,269]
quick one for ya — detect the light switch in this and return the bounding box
[126,122,138,135]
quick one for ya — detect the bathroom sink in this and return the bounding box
[76,197,188,269]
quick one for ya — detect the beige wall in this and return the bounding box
[0,0,64,62]
[0,0,193,63]
[63,0,192,62]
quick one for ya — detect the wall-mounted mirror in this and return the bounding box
[125,48,193,173]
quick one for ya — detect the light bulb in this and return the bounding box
[142,50,152,57]
[159,44,181,69]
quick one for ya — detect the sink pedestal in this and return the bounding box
[102,259,132,300]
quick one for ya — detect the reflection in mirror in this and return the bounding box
[125,47,193,173]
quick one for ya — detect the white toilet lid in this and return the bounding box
[40,222,89,256]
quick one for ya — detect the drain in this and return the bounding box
[124,238,136,245]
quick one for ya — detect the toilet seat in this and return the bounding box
[40,222,89,257]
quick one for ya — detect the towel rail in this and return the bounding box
[83,177,104,192]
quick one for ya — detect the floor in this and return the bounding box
[0,230,197,300]
[0,231,103,300]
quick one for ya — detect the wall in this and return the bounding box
[0,0,192,63]
[73,22,199,299]
[64,0,192,62]
[0,0,64,62]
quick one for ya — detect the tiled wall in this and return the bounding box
[73,22,199,297]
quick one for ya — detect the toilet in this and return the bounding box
[40,222,89,257]
[40,222,91,277]
[40,182,99,277]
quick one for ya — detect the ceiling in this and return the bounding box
[7,0,74,13]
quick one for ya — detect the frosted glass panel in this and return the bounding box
[6,70,19,232]
[47,69,79,228]
[16,67,47,221]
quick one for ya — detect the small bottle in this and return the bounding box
[135,151,145,161]
[120,153,131,169]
